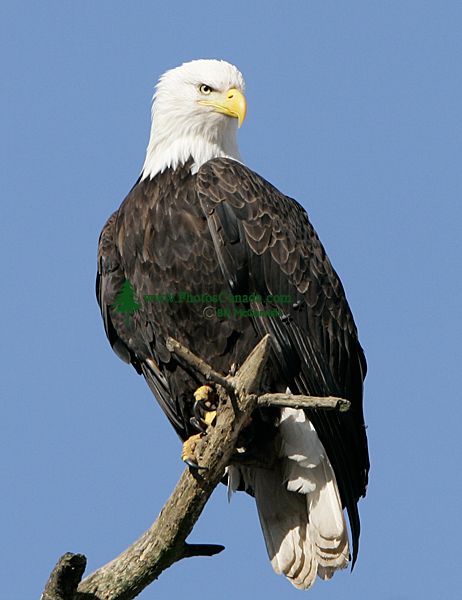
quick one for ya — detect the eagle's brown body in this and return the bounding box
[97,157,368,578]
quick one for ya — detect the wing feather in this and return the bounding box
[197,157,369,562]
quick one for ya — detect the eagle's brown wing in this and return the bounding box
[196,157,369,563]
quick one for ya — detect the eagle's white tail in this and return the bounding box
[231,407,349,590]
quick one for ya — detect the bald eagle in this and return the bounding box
[96,59,369,590]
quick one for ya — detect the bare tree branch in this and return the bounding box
[165,336,235,394]
[42,336,349,600]
[41,553,86,600]
[258,393,350,412]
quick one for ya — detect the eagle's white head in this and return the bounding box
[141,59,246,180]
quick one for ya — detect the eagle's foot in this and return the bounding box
[183,385,218,468]
[181,433,206,469]
[190,385,218,433]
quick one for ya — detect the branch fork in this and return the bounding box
[41,335,349,600]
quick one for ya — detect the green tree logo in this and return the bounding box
[113,279,140,325]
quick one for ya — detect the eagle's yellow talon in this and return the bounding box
[203,409,217,427]
[181,432,204,467]
[191,385,218,432]
[194,385,214,404]
[183,385,218,466]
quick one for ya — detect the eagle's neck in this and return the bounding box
[140,117,241,181]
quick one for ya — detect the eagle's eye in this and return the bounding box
[199,84,213,95]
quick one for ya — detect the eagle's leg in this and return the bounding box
[182,385,218,469]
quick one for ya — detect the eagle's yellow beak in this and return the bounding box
[198,88,247,128]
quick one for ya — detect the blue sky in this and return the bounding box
[2,1,462,598]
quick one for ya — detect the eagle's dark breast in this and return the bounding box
[97,161,262,436]
[97,157,369,561]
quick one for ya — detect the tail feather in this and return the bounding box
[233,407,349,590]
[308,460,349,573]
[249,465,319,590]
